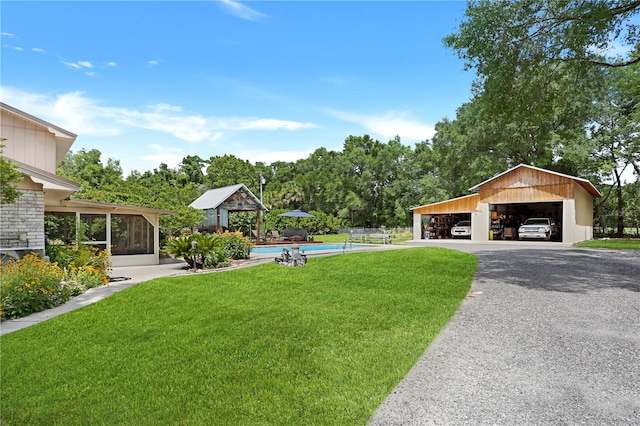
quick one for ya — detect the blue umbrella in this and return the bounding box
[278,209,314,218]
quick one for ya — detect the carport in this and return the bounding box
[411,164,602,243]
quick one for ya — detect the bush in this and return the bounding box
[46,241,111,290]
[220,231,252,260]
[203,250,230,269]
[0,253,69,320]
[163,232,247,268]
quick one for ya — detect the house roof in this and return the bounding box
[59,198,176,215]
[190,184,268,212]
[12,159,81,192]
[468,164,602,198]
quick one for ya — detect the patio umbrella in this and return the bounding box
[279,209,314,218]
[279,209,314,228]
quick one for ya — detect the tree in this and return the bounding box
[204,154,260,194]
[0,139,23,205]
[57,149,123,188]
[586,65,640,236]
[178,155,206,186]
[445,1,640,74]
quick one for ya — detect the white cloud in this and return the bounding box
[1,32,16,38]
[328,109,435,142]
[61,60,94,71]
[219,0,268,21]
[234,148,314,165]
[148,103,183,113]
[11,46,23,52]
[236,118,315,131]
[0,88,316,143]
[147,60,160,67]
[32,48,46,53]
[1,88,122,136]
[141,144,185,169]
[106,61,117,67]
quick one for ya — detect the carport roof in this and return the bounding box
[468,164,602,198]
[411,193,479,214]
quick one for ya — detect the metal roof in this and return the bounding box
[189,184,268,211]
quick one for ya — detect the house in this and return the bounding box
[412,164,602,243]
[0,102,174,266]
[190,184,268,238]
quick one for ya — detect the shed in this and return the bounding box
[190,184,268,238]
[411,164,602,243]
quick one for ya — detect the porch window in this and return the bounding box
[111,214,154,255]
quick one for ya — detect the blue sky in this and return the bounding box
[1,0,475,176]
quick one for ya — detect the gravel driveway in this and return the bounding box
[369,244,640,425]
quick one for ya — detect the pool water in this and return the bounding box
[251,243,367,254]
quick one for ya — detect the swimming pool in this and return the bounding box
[251,243,368,254]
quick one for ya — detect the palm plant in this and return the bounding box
[163,235,196,267]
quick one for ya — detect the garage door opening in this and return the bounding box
[489,202,563,242]
[421,213,472,239]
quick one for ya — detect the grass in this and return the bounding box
[0,248,477,426]
[574,238,640,250]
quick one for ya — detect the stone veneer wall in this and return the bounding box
[0,189,45,259]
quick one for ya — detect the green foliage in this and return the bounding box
[0,139,23,206]
[46,241,111,291]
[0,253,69,319]
[0,248,477,425]
[203,250,229,269]
[163,234,197,267]
[163,232,249,267]
[57,148,123,187]
[263,209,343,235]
[205,154,259,193]
[219,231,251,260]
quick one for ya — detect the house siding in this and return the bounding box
[1,112,59,174]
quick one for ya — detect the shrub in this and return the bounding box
[163,232,249,268]
[46,241,111,289]
[220,231,252,260]
[68,265,108,290]
[163,235,195,267]
[0,253,69,320]
[203,250,230,269]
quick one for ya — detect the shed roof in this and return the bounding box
[190,184,268,212]
[468,164,602,198]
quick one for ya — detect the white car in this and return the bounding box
[451,220,472,238]
[518,218,559,241]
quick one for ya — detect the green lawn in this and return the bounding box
[574,238,640,250]
[0,248,477,426]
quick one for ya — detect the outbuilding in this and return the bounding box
[411,164,602,244]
